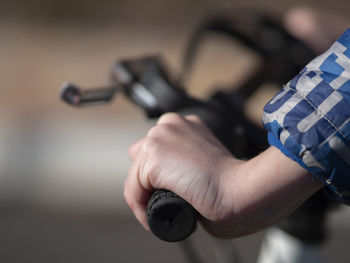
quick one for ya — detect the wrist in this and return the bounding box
[209,146,324,237]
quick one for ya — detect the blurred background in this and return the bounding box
[0,0,350,262]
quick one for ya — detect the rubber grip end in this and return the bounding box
[147,190,197,242]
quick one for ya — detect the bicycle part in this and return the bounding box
[179,238,202,263]
[111,56,263,157]
[147,190,197,242]
[111,56,196,118]
[178,9,315,99]
[177,11,335,249]
[60,82,118,106]
[113,56,200,241]
[277,190,339,244]
[213,237,240,263]
[257,227,326,263]
[61,55,266,242]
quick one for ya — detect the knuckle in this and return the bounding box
[146,126,158,138]
[186,114,202,123]
[147,123,175,139]
[143,136,160,151]
[157,112,183,125]
[158,123,176,135]
[142,137,164,161]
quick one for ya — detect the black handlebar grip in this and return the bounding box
[146,189,197,242]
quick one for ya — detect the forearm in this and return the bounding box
[125,114,324,239]
[203,146,323,238]
[238,146,323,208]
[263,28,350,204]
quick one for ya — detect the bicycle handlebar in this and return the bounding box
[61,51,267,243]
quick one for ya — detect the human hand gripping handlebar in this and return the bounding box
[60,9,314,242]
[60,56,267,242]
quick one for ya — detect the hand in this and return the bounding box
[124,113,323,238]
[124,113,239,230]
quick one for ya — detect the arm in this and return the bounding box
[124,113,322,238]
[263,28,350,205]
[124,28,350,239]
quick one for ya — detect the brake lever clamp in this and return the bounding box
[110,56,197,118]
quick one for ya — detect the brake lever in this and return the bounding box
[60,82,119,106]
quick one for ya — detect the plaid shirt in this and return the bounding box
[263,29,350,205]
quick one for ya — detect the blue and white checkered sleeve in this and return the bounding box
[263,29,350,205]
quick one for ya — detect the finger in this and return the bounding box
[128,137,145,161]
[124,162,152,230]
